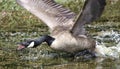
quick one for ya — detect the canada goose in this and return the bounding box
[16,0,106,58]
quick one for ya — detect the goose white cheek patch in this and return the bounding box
[28,42,35,48]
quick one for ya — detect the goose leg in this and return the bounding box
[74,49,89,57]
[74,49,96,59]
[83,51,96,59]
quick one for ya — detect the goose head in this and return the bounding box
[17,35,55,50]
[17,40,35,50]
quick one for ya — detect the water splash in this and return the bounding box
[95,30,120,43]
[95,30,120,59]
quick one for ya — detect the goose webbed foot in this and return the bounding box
[74,49,96,60]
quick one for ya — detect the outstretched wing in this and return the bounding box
[16,0,75,30]
[71,0,106,36]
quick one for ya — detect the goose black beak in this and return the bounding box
[17,45,26,50]
[17,39,34,50]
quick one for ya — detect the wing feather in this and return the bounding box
[16,0,75,30]
[71,0,106,36]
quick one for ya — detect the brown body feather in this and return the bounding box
[51,27,96,53]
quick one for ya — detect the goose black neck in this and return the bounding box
[34,35,55,47]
